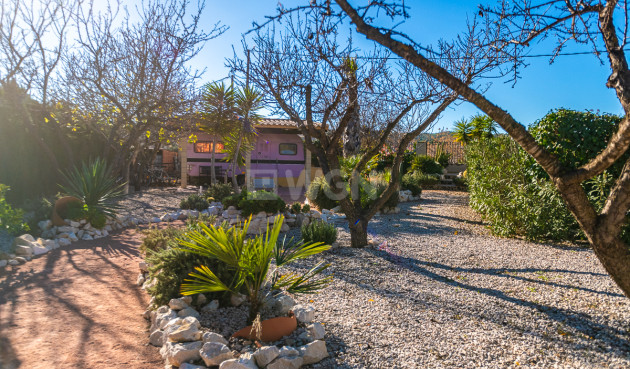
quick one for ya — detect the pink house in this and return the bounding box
[180,119,322,189]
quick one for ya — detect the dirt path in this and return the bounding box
[0,227,162,369]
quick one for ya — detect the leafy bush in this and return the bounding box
[0,184,28,235]
[141,227,185,254]
[301,220,338,245]
[180,194,210,211]
[180,217,331,321]
[301,204,311,213]
[222,194,240,208]
[58,200,87,220]
[290,202,302,214]
[466,109,630,242]
[435,151,451,168]
[238,190,286,216]
[370,179,399,209]
[59,158,125,218]
[146,246,233,307]
[306,176,339,211]
[204,183,233,203]
[410,155,443,175]
[401,172,424,196]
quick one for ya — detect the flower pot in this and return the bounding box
[231,313,297,342]
[52,196,82,226]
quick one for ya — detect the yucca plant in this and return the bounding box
[59,158,126,218]
[179,216,332,322]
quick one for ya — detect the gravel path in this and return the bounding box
[287,191,630,368]
[88,188,630,368]
[0,227,162,369]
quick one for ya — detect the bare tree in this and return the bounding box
[65,0,226,191]
[322,0,630,297]
[0,0,81,171]
[233,8,504,247]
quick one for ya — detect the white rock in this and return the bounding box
[160,341,203,367]
[197,294,207,306]
[149,329,164,346]
[253,346,280,367]
[9,259,19,266]
[177,307,200,319]
[38,220,52,231]
[154,309,178,330]
[68,232,79,242]
[273,294,295,316]
[298,340,328,365]
[160,213,172,222]
[139,261,149,272]
[164,316,202,342]
[0,260,7,268]
[104,225,113,232]
[279,346,299,357]
[202,332,228,345]
[81,234,93,241]
[310,210,321,219]
[31,244,49,256]
[267,356,303,369]
[151,217,161,223]
[58,238,72,247]
[306,322,326,340]
[218,355,257,369]
[169,298,188,311]
[201,300,220,313]
[56,232,70,239]
[101,229,109,237]
[200,342,234,366]
[70,221,81,228]
[57,226,75,234]
[14,245,33,257]
[137,273,146,286]
[230,293,247,307]
[292,305,315,323]
[280,223,290,233]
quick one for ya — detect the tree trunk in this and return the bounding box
[349,217,369,248]
[211,136,217,185]
[232,134,243,193]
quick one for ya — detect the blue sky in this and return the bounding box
[185,0,622,132]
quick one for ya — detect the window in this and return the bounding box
[194,141,224,153]
[279,143,297,155]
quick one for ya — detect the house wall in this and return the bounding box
[186,131,309,187]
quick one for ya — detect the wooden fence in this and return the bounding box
[416,141,465,164]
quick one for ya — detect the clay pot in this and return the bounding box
[231,313,297,342]
[52,196,83,226]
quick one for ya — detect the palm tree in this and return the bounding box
[225,87,263,192]
[470,114,499,140]
[453,118,473,145]
[200,82,237,184]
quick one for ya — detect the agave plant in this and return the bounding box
[59,158,126,218]
[179,216,332,322]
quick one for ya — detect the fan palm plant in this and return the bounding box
[179,216,332,323]
[453,118,473,145]
[59,158,126,218]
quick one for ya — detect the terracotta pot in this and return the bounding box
[52,196,83,226]
[231,313,297,342]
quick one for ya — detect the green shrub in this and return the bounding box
[0,184,28,235]
[410,155,443,175]
[368,179,399,209]
[238,190,286,216]
[401,172,424,196]
[204,183,233,203]
[301,204,311,213]
[145,246,233,307]
[290,202,302,214]
[301,220,338,244]
[180,194,210,211]
[466,136,580,241]
[306,176,339,211]
[466,109,630,242]
[141,226,186,255]
[435,151,451,168]
[222,194,240,209]
[59,200,87,220]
